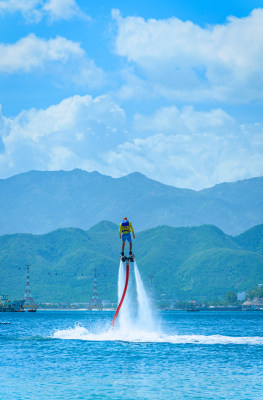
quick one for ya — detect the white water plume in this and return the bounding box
[54,259,158,341]
[134,261,155,332]
[115,259,156,333]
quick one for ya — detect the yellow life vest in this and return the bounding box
[120,220,133,234]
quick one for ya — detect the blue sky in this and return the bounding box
[0,0,263,189]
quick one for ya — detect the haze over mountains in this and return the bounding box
[0,169,262,235]
[1,222,263,303]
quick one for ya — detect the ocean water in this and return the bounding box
[1,310,263,400]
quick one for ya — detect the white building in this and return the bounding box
[237,291,246,301]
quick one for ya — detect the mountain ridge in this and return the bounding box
[1,221,263,303]
[0,169,262,235]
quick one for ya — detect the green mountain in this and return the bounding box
[1,222,263,303]
[0,169,262,235]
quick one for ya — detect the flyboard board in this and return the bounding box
[111,255,134,328]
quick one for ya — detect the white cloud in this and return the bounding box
[0,34,83,73]
[1,98,263,189]
[134,106,235,136]
[0,0,39,15]
[0,34,105,87]
[42,0,84,21]
[0,0,85,22]
[100,102,263,189]
[102,128,263,190]
[116,67,152,100]
[0,94,126,176]
[112,8,263,103]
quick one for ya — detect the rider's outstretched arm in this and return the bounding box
[130,221,135,238]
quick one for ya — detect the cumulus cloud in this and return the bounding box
[133,106,235,136]
[0,34,83,73]
[112,8,263,103]
[103,128,263,190]
[0,34,105,87]
[0,94,126,176]
[0,97,263,189]
[42,0,85,21]
[98,103,263,189]
[0,0,85,22]
[0,0,39,17]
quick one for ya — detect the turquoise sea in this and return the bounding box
[1,310,263,400]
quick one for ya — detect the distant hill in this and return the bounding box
[1,222,262,303]
[0,169,262,235]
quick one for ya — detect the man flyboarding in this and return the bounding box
[112,218,135,328]
[119,217,135,258]
[112,218,135,327]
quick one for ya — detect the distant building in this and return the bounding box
[237,291,246,301]
[102,300,112,307]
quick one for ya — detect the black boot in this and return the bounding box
[129,251,134,262]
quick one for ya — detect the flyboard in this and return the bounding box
[111,254,134,328]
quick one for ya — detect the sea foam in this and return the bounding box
[53,326,263,345]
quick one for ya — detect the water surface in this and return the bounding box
[1,310,263,399]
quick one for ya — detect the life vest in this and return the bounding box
[121,220,130,234]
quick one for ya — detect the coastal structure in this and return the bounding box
[242,297,263,310]
[186,301,200,311]
[88,269,103,310]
